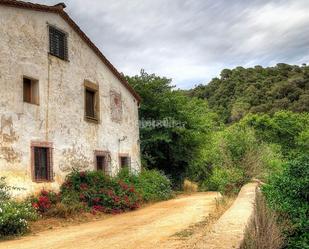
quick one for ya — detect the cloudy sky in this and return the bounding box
[30,0,309,89]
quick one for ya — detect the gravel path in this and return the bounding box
[0,192,220,249]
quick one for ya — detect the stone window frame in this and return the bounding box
[84,80,100,124]
[23,75,40,105]
[94,150,111,175]
[118,153,131,170]
[31,141,54,183]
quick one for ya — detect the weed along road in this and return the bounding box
[0,193,220,249]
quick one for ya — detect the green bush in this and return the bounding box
[242,111,309,155]
[0,177,13,202]
[202,166,246,195]
[117,168,173,202]
[0,178,37,237]
[199,121,284,194]
[0,201,37,237]
[60,170,142,214]
[262,155,309,249]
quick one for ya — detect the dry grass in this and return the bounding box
[183,179,198,193]
[29,211,111,234]
[240,191,284,249]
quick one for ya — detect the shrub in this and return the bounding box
[199,122,283,194]
[117,168,173,202]
[0,178,37,237]
[60,170,142,214]
[262,155,309,249]
[44,202,87,218]
[30,189,87,218]
[0,201,37,237]
[0,177,13,202]
[202,166,246,195]
[30,190,60,213]
[242,111,309,155]
[183,179,198,193]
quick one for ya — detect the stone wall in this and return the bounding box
[0,6,140,197]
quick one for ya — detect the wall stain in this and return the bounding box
[58,144,92,172]
[0,115,20,163]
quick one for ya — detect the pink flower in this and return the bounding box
[32,203,39,209]
[79,193,86,200]
[80,183,88,190]
[93,205,104,212]
[113,196,120,203]
[93,197,101,203]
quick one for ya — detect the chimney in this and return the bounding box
[54,3,66,9]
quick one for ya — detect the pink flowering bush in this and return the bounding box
[30,188,87,218]
[30,189,59,213]
[60,170,142,214]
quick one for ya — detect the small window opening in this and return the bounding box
[84,81,99,123]
[85,89,96,118]
[96,155,107,172]
[95,151,110,175]
[32,145,53,182]
[23,77,39,105]
[120,156,130,169]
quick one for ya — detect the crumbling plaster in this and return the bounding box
[0,6,141,197]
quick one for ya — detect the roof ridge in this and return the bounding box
[0,0,141,103]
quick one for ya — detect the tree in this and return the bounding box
[188,64,309,123]
[126,70,218,184]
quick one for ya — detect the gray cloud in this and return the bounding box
[29,0,309,88]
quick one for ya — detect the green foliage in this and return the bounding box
[60,170,142,214]
[242,111,309,155]
[126,70,219,184]
[203,167,245,195]
[262,155,309,249]
[0,178,37,237]
[201,123,283,194]
[29,189,87,218]
[117,168,173,202]
[0,177,11,202]
[0,201,37,237]
[189,64,309,122]
[297,128,309,153]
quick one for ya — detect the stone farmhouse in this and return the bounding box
[0,0,141,196]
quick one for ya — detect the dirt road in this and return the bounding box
[0,192,221,249]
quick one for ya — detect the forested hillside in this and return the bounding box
[188,63,309,122]
[127,66,309,249]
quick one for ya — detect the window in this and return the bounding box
[31,142,53,182]
[84,81,99,122]
[49,26,68,60]
[86,89,95,118]
[95,151,110,175]
[23,77,39,105]
[119,154,131,169]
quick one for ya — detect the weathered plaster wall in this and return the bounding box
[0,6,141,197]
